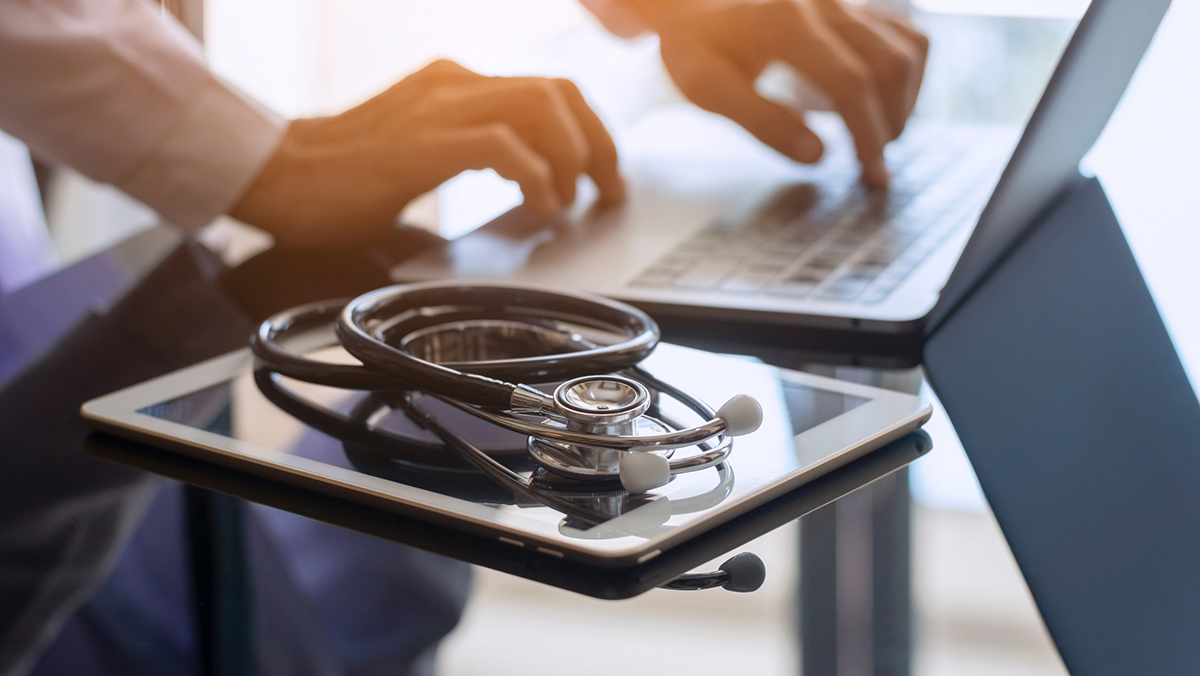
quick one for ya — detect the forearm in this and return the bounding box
[0,0,285,231]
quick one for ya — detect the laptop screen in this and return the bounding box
[925,0,1172,333]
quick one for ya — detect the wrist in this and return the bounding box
[579,0,652,37]
[618,0,740,33]
[228,120,314,242]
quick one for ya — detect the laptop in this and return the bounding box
[393,0,1170,364]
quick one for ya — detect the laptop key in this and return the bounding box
[629,269,676,288]
[675,238,719,254]
[674,256,741,290]
[790,267,833,283]
[860,285,894,305]
[835,233,875,250]
[872,230,920,251]
[658,252,702,267]
[751,263,789,279]
[759,251,798,267]
[858,247,901,265]
[726,241,759,255]
[713,252,749,267]
[806,248,853,269]
[777,241,811,255]
[673,271,727,290]
[782,221,827,244]
[721,271,777,294]
[818,277,871,301]
[769,280,816,297]
[849,260,888,276]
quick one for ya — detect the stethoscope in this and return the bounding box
[254,371,734,530]
[251,281,767,592]
[251,282,763,494]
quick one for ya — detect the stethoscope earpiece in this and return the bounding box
[719,552,769,592]
[660,552,767,592]
[618,451,671,494]
[715,394,765,436]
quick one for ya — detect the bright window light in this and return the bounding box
[913,0,1089,19]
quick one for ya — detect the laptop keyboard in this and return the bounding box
[627,136,1008,305]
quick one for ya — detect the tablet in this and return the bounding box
[82,343,930,568]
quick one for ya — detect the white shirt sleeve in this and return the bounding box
[0,0,287,232]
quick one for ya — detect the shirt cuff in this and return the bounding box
[115,76,287,232]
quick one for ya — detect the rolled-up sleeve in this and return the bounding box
[0,0,286,231]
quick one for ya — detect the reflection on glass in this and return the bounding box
[138,346,874,544]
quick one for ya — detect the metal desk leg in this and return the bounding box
[799,468,912,676]
[797,364,919,676]
[184,485,255,676]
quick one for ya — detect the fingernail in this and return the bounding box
[602,175,627,204]
[862,158,889,188]
[793,135,824,163]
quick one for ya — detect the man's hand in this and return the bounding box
[231,60,624,247]
[622,0,929,187]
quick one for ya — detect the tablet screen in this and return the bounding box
[104,343,921,559]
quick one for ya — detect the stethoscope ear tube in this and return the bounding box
[251,299,403,391]
[660,552,767,592]
[336,283,659,409]
[252,283,660,407]
[337,315,518,409]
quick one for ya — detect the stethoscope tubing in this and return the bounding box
[252,299,405,391]
[336,282,659,409]
[252,368,483,471]
[438,396,729,451]
[401,390,734,524]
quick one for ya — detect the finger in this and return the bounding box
[420,124,561,218]
[382,60,484,114]
[436,78,591,206]
[870,11,930,54]
[344,60,484,127]
[661,39,825,163]
[871,11,930,117]
[818,0,923,136]
[772,6,891,186]
[406,58,484,92]
[551,78,625,204]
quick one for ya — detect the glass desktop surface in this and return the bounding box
[136,344,871,545]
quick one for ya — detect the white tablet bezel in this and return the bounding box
[83,346,931,566]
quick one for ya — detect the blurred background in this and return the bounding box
[30,0,1200,674]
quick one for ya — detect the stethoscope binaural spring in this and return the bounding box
[251,281,764,494]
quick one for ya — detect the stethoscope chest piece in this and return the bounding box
[555,375,651,431]
[527,374,727,494]
[530,376,675,490]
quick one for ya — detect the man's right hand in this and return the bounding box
[231,60,624,247]
[622,0,929,188]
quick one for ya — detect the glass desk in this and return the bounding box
[0,224,1054,676]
